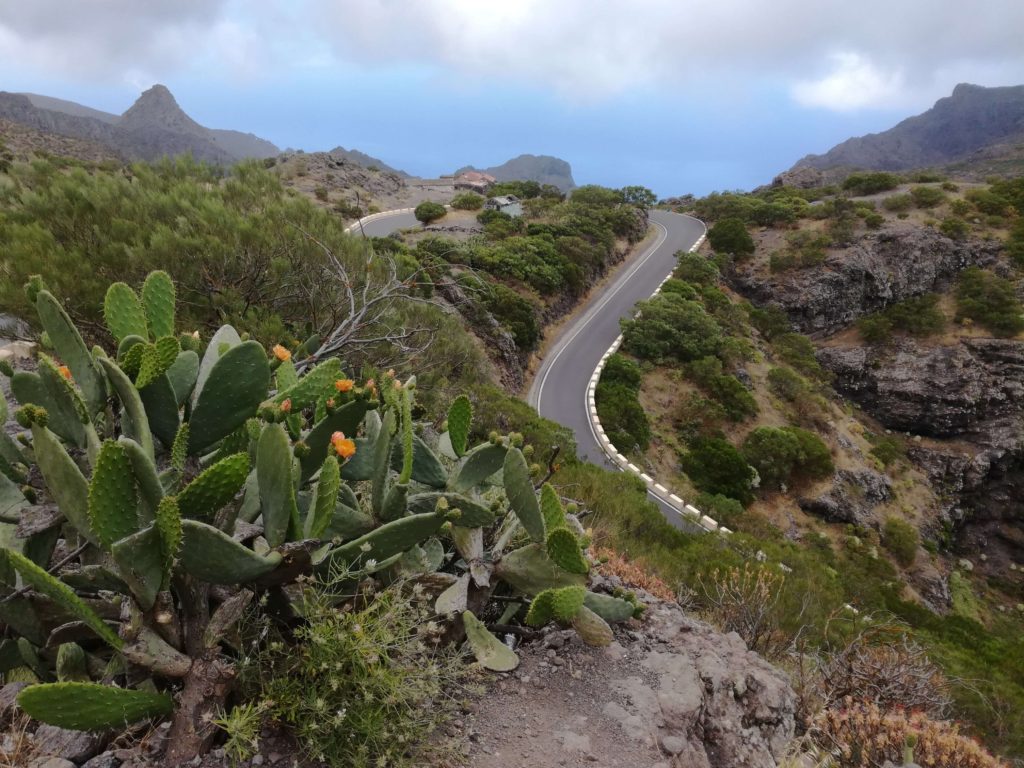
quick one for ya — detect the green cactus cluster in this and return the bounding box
[0,271,636,759]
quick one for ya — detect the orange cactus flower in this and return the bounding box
[57,365,72,380]
[272,344,291,362]
[334,378,355,393]
[331,431,356,459]
[280,399,292,414]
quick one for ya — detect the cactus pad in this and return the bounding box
[503,447,545,542]
[446,395,473,457]
[462,610,518,672]
[177,453,250,522]
[273,357,342,410]
[583,591,636,623]
[321,502,375,542]
[180,520,283,584]
[192,324,241,405]
[407,492,495,528]
[56,643,89,682]
[494,543,586,596]
[138,374,180,449]
[17,682,173,731]
[88,441,139,550]
[188,341,271,455]
[540,483,566,535]
[97,357,155,460]
[257,424,298,547]
[298,399,372,482]
[545,528,589,575]
[35,290,105,416]
[154,496,182,585]
[570,605,614,647]
[110,525,163,610]
[141,270,176,339]
[29,423,95,544]
[322,511,445,571]
[305,455,340,539]
[2,549,121,649]
[119,437,163,526]
[380,481,409,522]
[166,350,199,406]
[449,443,507,492]
[104,282,149,343]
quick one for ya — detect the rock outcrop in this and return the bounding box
[455,154,576,192]
[799,468,893,526]
[817,338,1024,567]
[729,229,1000,335]
[462,576,795,768]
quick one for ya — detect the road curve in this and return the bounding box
[527,210,706,528]
[347,208,707,528]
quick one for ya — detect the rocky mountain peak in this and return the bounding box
[119,84,205,136]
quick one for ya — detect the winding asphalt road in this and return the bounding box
[348,208,707,528]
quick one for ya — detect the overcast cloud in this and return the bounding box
[3,1,1024,110]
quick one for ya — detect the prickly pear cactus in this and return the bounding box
[17,682,173,731]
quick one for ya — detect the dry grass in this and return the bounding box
[592,546,676,602]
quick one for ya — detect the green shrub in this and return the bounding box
[413,201,447,225]
[313,185,329,201]
[956,267,1024,337]
[482,283,541,351]
[602,353,643,390]
[674,251,720,285]
[450,192,484,210]
[881,517,918,566]
[596,381,651,453]
[767,366,807,401]
[660,278,698,300]
[940,217,969,240]
[864,212,885,229]
[694,492,745,528]
[941,181,959,192]
[741,427,802,488]
[882,194,913,212]
[965,188,1011,216]
[252,585,463,767]
[785,427,834,480]
[748,304,791,340]
[842,172,900,195]
[773,333,828,381]
[770,230,831,272]
[910,185,946,209]
[870,434,905,467]
[880,293,946,337]
[687,356,758,421]
[621,293,722,363]
[949,198,973,217]
[707,218,755,258]
[1007,219,1024,267]
[857,314,894,343]
[680,436,756,505]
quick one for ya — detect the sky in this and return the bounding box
[2,1,1024,196]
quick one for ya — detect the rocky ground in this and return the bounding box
[446,575,795,768]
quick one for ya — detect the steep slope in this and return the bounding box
[325,145,410,177]
[456,153,576,191]
[0,85,279,164]
[794,83,1024,172]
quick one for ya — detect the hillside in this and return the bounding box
[455,153,576,192]
[0,84,278,164]
[793,83,1024,174]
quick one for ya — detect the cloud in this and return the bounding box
[2,0,1024,114]
[311,0,1024,109]
[791,52,905,111]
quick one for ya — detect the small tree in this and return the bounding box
[414,201,447,225]
[708,217,755,258]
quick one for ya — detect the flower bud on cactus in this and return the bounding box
[293,440,310,459]
[523,444,534,458]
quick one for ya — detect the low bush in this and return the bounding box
[602,353,643,390]
[621,293,722,363]
[742,426,832,490]
[748,304,791,340]
[910,185,946,209]
[694,492,746,529]
[482,282,542,351]
[680,436,756,505]
[882,517,918,566]
[450,192,485,210]
[857,314,895,343]
[842,172,900,195]
[770,230,831,272]
[767,366,808,401]
[859,294,945,343]
[773,333,829,381]
[864,212,885,229]
[596,381,651,453]
[940,217,969,240]
[250,585,462,767]
[882,193,913,212]
[687,356,758,421]
[674,250,720,284]
[965,188,1011,216]
[956,267,1024,337]
[414,200,447,224]
[869,435,906,467]
[707,217,755,258]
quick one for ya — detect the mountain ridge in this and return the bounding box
[792,82,1024,174]
[456,153,576,191]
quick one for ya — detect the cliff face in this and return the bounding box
[456,154,576,192]
[793,83,1024,172]
[730,228,1001,336]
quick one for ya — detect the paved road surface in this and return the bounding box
[349,208,706,528]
